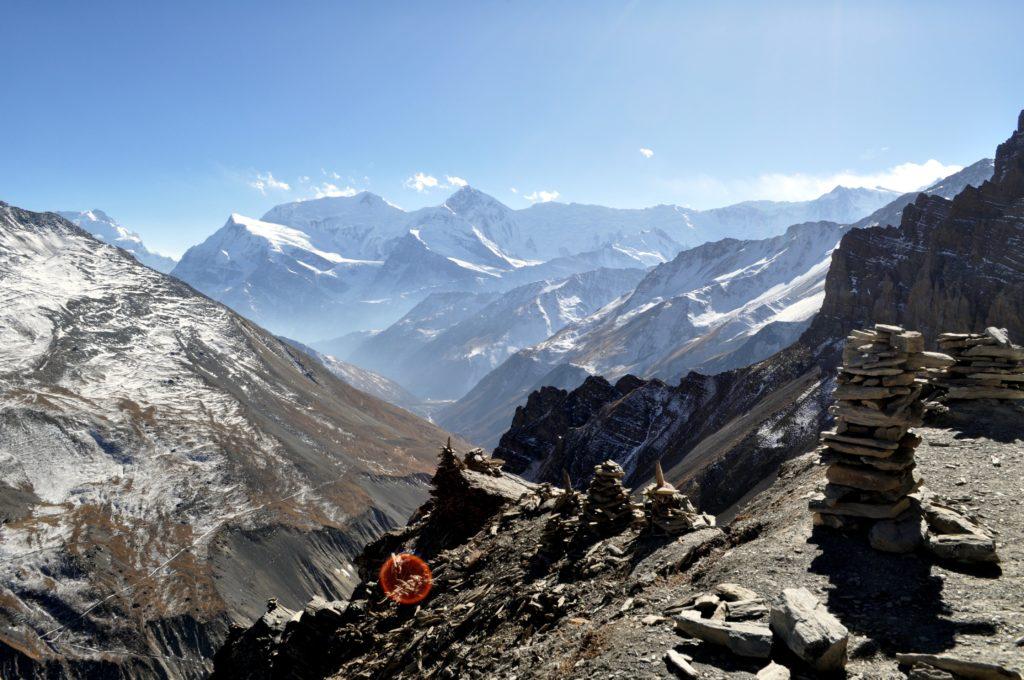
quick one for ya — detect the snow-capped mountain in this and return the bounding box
[436,221,846,447]
[0,203,455,677]
[172,185,901,342]
[437,162,993,448]
[351,267,647,401]
[172,213,384,339]
[57,209,177,272]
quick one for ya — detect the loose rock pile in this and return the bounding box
[937,327,1024,400]
[643,461,712,536]
[810,324,951,543]
[582,460,644,535]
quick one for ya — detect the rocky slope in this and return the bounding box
[0,204,460,679]
[350,267,646,401]
[280,338,427,417]
[211,405,1024,679]
[438,161,994,450]
[58,209,177,273]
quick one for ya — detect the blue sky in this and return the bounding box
[1,1,1022,257]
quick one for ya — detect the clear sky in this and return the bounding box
[2,0,1022,257]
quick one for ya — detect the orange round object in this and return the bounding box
[379,553,433,605]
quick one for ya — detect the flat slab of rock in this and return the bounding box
[896,653,1023,680]
[714,582,759,602]
[673,610,772,658]
[756,661,792,679]
[809,495,911,519]
[664,649,699,678]
[769,588,848,673]
[927,533,1000,563]
[725,599,769,621]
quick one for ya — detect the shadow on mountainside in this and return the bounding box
[808,528,997,656]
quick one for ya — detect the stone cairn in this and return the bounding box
[582,460,645,535]
[463,447,505,476]
[936,327,1024,401]
[538,470,584,554]
[642,461,712,536]
[809,324,952,534]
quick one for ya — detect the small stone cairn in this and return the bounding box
[538,471,584,553]
[463,448,505,476]
[809,324,953,534]
[936,327,1024,401]
[642,461,712,536]
[583,460,644,535]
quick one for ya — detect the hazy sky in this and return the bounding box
[2,0,1022,256]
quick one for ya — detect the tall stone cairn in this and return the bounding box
[642,461,712,536]
[809,324,952,533]
[583,460,642,536]
[936,327,1024,401]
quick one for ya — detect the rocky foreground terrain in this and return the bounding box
[213,398,1023,679]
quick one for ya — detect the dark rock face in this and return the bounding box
[491,111,1024,516]
[495,375,640,476]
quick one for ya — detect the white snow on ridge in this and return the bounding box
[232,213,380,265]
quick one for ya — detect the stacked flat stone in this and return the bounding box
[810,324,937,531]
[583,460,636,535]
[539,471,584,553]
[643,461,710,536]
[936,327,1024,401]
[463,448,505,476]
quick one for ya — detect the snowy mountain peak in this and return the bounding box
[56,208,177,273]
[443,185,511,214]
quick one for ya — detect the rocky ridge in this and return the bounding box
[212,401,1024,678]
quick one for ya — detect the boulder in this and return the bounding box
[756,661,792,679]
[869,513,926,553]
[769,588,848,673]
[673,610,773,658]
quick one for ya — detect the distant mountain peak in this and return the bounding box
[444,186,510,213]
[56,208,177,273]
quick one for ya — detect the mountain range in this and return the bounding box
[170,185,901,341]
[490,116,1022,518]
[437,160,994,448]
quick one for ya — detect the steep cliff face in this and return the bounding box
[493,111,1024,515]
[809,115,1024,345]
